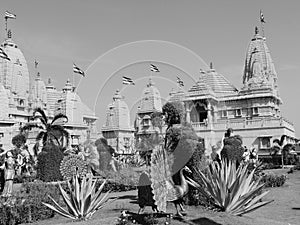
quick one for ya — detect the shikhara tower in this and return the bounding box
[0,25,97,151]
[168,26,296,156]
[102,90,135,154]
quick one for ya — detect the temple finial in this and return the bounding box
[255,26,259,35]
[7,29,12,39]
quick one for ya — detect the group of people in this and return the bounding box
[211,128,258,165]
[0,147,31,197]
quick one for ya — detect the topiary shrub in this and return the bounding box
[221,135,244,165]
[96,140,113,171]
[36,144,64,182]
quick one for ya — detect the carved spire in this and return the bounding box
[242,27,278,95]
[7,29,12,39]
[255,26,259,35]
[113,89,122,101]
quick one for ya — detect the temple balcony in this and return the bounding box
[191,117,295,132]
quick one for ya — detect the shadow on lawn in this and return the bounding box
[115,194,137,200]
[190,217,222,225]
[125,212,173,224]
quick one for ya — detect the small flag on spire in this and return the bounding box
[73,63,85,76]
[176,76,184,87]
[122,76,135,85]
[260,10,266,23]
[4,11,16,19]
[150,64,160,72]
[0,48,10,61]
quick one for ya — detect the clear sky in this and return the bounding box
[1,0,300,136]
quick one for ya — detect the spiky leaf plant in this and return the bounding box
[42,174,115,220]
[186,160,273,216]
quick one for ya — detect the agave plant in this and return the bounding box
[43,174,115,220]
[186,160,273,216]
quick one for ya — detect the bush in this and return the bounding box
[12,134,26,148]
[260,173,287,188]
[0,181,61,224]
[261,162,282,170]
[36,144,64,182]
[293,161,300,170]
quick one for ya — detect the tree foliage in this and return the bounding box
[12,133,26,148]
[21,108,69,147]
[162,101,185,128]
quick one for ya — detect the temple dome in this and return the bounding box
[57,79,97,125]
[188,65,238,98]
[242,27,278,93]
[138,78,162,113]
[102,90,132,130]
[0,38,30,102]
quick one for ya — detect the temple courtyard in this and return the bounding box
[20,169,300,225]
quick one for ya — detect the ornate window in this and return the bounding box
[142,115,151,127]
[124,137,130,147]
[235,109,242,117]
[221,110,227,118]
[260,137,271,149]
[252,107,259,116]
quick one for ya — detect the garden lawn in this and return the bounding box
[21,170,300,225]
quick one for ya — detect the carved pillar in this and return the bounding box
[185,102,191,123]
[207,101,213,129]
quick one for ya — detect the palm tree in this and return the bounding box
[21,108,70,148]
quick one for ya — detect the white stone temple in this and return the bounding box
[102,90,135,154]
[0,30,97,151]
[102,26,297,157]
[168,27,297,156]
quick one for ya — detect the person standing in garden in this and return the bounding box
[1,151,15,197]
[0,148,7,193]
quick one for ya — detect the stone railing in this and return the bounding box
[192,117,295,132]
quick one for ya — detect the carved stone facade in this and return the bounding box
[169,27,296,156]
[135,78,163,137]
[102,90,135,154]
